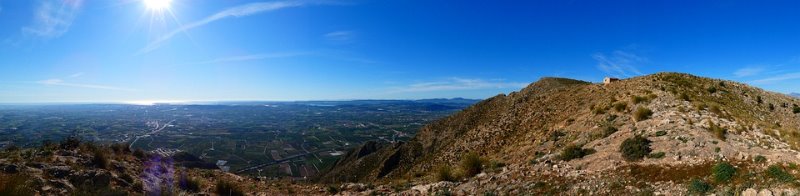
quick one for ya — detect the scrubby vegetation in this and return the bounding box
[0,174,34,196]
[461,152,483,178]
[436,165,456,182]
[794,104,800,114]
[687,178,712,195]
[613,102,627,112]
[619,135,652,161]
[766,164,795,183]
[754,155,767,163]
[215,180,245,196]
[560,145,595,161]
[633,107,653,121]
[706,121,727,141]
[178,172,201,193]
[647,152,665,159]
[655,130,667,137]
[711,162,736,183]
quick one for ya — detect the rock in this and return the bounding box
[742,188,758,196]
[46,166,72,178]
[758,189,773,196]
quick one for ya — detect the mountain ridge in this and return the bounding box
[320,72,800,194]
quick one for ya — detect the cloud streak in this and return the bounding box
[324,30,355,42]
[593,50,646,78]
[139,1,312,54]
[188,52,309,65]
[734,67,764,77]
[750,72,800,84]
[390,78,528,93]
[22,0,83,39]
[38,78,135,91]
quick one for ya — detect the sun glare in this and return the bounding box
[143,0,172,11]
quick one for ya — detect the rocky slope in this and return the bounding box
[321,72,800,195]
[2,72,799,195]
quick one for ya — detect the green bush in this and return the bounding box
[215,180,245,196]
[435,165,456,182]
[91,148,109,169]
[613,102,627,112]
[560,145,595,161]
[631,96,647,104]
[655,130,667,137]
[178,172,201,193]
[754,155,767,163]
[766,165,795,183]
[461,153,483,177]
[647,152,665,159]
[711,162,736,183]
[679,93,691,101]
[768,103,775,111]
[687,178,712,194]
[619,135,652,162]
[707,86,717,94]
[633,107,653,121]
[0,174,34,196]
[793,104,800,114]
[602,126,618,138]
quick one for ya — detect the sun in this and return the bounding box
[143,0,172,11]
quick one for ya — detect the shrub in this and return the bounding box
[602,126,618,138]
[711,162,736,183]
[754,155,767,163]
[435,165,456,182]
[707,86,717,94]
[0,174,34,196]
[633,107,653,121]
[647,152,665,159]
[178,172,201,193]
[793,104,800,114]
[60,136,81,150]
[631,96,647,104]
[768,103,775,111]
[707,121,727,141]
[327,185,340,194]
[619,135,652,162]
[709,105,722,116]
[679,93,691,101]
[655,130,667,137]
[461,153,483,178]
[549,130,565,142]
[687,178,712,194]
[133,149,146,159]
[110,143,130,155]
[613,102,627,112]
[756,96,763,104]
[215,180,244,196]
[560,145,595,161]
[766,165,795,183]
[91,148,109,169]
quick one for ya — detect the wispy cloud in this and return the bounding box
[140,1,317,54]
[188,52,309,65]
[324,30,355,42]
[733,67,764,77]
[68,72,84,78]
[593,50,646,78]
[37,76,135,91]
[751,72,800,84]
[22,0,83,39]
[390,78,528,93]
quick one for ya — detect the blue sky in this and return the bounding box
[0,0,799,103]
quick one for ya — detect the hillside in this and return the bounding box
[2,72,799,195]
[320,72,800,195]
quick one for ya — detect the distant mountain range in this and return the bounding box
[790,93,800,98]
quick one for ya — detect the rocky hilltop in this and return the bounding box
[321,72,800,195]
